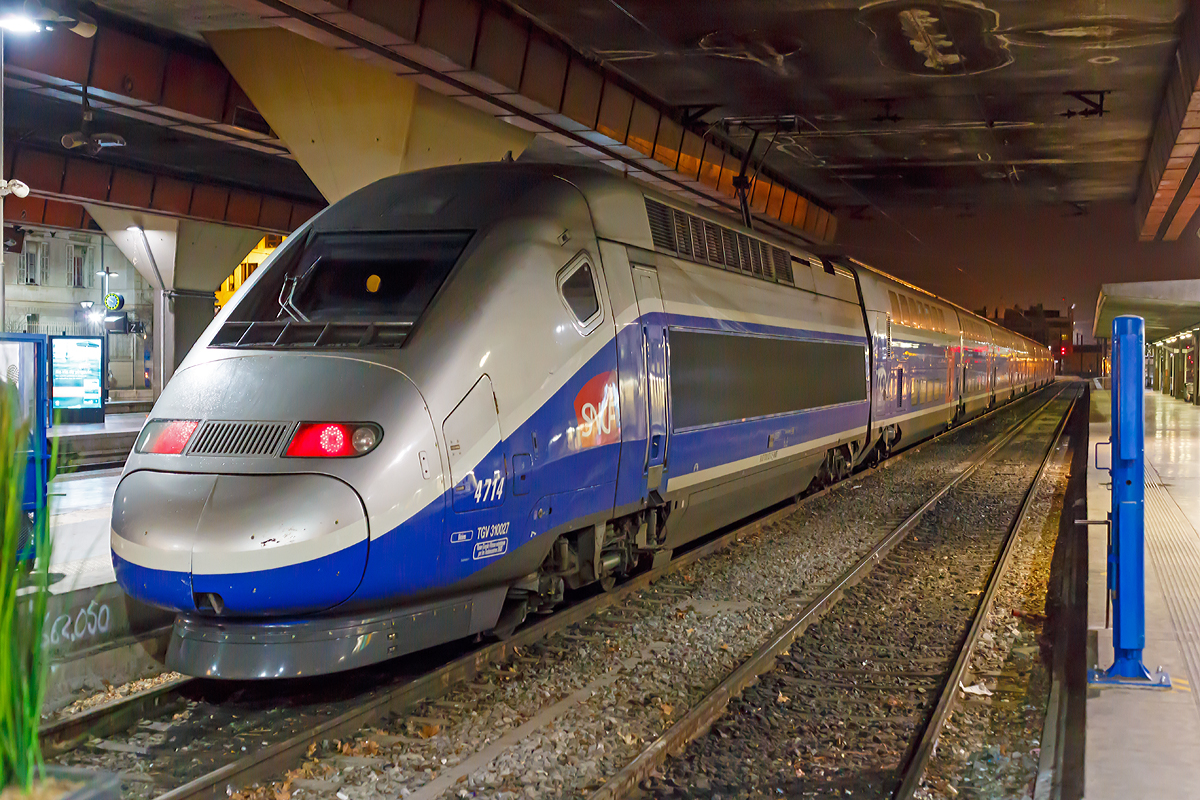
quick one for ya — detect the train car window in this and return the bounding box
[670,331,867,429]
[230,230,472,325]
[889,291,901,319]
[558,255,602,331]
[899,295,912,326]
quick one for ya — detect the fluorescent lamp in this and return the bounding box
[0,15,41,33]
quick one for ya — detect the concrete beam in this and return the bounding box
[207,27,534,203]
[4,194,93,232]
[219,0,837,245]
[5,23,290,159]
[1136,2,1200,241]
[6,143,323,233]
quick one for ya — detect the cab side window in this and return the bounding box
[558,255,602,333]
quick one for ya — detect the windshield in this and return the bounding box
[230,231,472,324]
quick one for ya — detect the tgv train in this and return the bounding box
[111,163,1052,678]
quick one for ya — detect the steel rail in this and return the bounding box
[43,386,1054,798]
[892,389,1079,798]
[41,674,191,755]
[589,385,1071,800]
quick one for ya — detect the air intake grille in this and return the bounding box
[773,247,793,285]
[188,421,291,457]
[646,199,675,250]
[643,197,811,289]
[673,209,693,258]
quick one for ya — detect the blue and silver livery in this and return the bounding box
[110,163,1052,678]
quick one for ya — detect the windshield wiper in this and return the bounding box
[276,255,322,322]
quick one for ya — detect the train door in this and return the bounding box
[444,375,508,513]
[959,333,968,403]
[631,265,669,492]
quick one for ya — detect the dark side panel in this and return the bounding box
[669,330,867,430]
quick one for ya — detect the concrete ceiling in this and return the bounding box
[79,0,270,39]
[500,0,1186,210]
[63,0,1195,238]
[1095,280,1200,342]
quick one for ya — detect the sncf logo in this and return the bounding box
[571,371,620,449]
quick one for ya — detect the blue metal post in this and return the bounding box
[0,333,50,561]
[1107,316,1154,680]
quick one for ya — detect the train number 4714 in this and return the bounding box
[474,472,505,504]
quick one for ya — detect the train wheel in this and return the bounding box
[490,597,529,640]
[834,448,852,482]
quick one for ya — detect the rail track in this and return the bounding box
[603,386,1078,799]
[45,386,1068,800]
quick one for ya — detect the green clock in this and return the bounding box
[103,293,124,311]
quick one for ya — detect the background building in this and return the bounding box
[2,227,278,395]
[4,227,153,392]
[973,303,1108,377]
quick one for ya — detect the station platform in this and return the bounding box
[42,464,173,710]
[1086,387,1200,798]
[49,468,121,594]
[51,412,145,471]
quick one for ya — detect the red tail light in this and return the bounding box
[284,422,382,458]
[136,420,200,455]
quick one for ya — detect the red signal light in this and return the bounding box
[136,420,199,455]
[284,422,381,457]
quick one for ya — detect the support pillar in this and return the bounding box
[84,205,260,397]
[206,27,534,204]
[1091,315,1169,687]
[1193,332,1199,404]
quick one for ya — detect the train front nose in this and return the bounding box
[111,469,369,616]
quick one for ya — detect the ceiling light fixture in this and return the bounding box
[0,15,39,33]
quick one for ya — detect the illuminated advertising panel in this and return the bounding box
[51,336,104,423]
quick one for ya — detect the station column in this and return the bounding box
[1193,332,1199,404]
[84,206,261,397]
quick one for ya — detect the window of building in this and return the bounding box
[19,242,48,286]
[69,244,91,288]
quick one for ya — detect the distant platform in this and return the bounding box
[51,412,145,470]
[1087,388,1200,798]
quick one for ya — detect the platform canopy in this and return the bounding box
[1094,280,1200,342]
